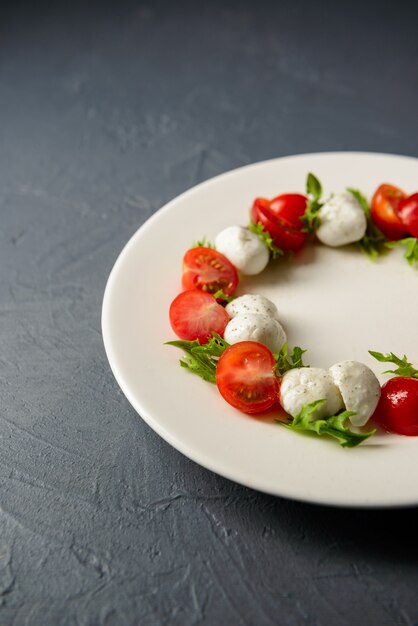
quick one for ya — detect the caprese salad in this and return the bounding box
[167,174,418,447]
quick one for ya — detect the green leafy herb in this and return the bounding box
[385,237,418,267]
[369,350,418,379]
[212,289,237,303]
[306,172,322,199]
[192,237,215,248]
[275,344,308,375]
[278,400,375,448]
[301,172,323,233]
[166,333,229,383]
[248,220,284,259]
[346,187,369,213]
[347,187,388,260]
[357,228,387,260]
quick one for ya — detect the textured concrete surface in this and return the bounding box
[1,1,418,624]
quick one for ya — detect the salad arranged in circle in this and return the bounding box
[167,174,418,447]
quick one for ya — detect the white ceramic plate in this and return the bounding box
[102,152,418,508]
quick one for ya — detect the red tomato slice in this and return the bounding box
[370,184,408,240]
[216,341,279,414]
[371,377,418,436]
[182,247,239,296]
[397,192,418,238]
[251,197,307,252]
[169,290,230,343]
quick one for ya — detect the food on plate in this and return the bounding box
[223,293,286,353]
[316,192,367,247]
[280,399,376,448]
[372,377,418,436]
[214,225,269,275]
[167,172,418,448]
[369,351,418,436]
[169,290,229,343]
[279,367,344,420]
[223,313,286,353]
[250,194,307,252]
[370,183,408,240]
[385,236,418,267]
[329,361,381,426]
[216,341,279,413]
[346,188,388,259]
[397,192,418,238]
[225,294,280,321]
[182,246,239,296]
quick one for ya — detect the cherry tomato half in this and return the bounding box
[397,192,418,239]
[371,377,418,436]
[182,247,239,296]
[370,184,408,240]
[169,289,230,343]
[251,195,307,252]
[216,341,279,414]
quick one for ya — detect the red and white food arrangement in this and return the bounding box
[167,174,418,447]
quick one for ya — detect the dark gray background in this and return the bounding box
[1,1,418,624]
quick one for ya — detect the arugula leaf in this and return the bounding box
[369,350,418,379]
[166,338,216,382]
[306,172,322,199]
[278,400,375,448]
[385,237,418,267]
[346,187,369,214]
[301,172,323,233]
[275,344,308,375]
[212,289,237,303]
[192,333,229,358]
[192,237,215,248]
[166,333,229,383]
[357,228,387,261]
[248,220,284,259]
[347,187,388,260]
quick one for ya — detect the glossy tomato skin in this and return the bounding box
[169,289,230,344]
[182,247,239,296]
[371,377,418,436]
[269,193,308,230]
[216,341,279,414]
[370,184,408,240]
[251,197,307,252]
[397,192,418,238]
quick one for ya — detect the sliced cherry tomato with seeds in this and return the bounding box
[216,341,280,414]
[397,192,418,238]
[169,289,230,344]
[182,247,239,296]
[370,183,408,240]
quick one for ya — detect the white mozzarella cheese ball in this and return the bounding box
[316,192,367,247]
[329,360,381,427]
[224,313,286,353]
[225,294,280,322]
[280,367,344,419]
[215,226,269,275]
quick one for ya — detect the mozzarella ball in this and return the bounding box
[280,367,344,419]
[329,360,381,427]
[224,313,286,353]
[215,226,269,275]
[316,192,367,247]
[226,294,280,322]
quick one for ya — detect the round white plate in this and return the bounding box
[102,152,418,508]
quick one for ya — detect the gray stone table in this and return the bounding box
[1,1,418,624]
